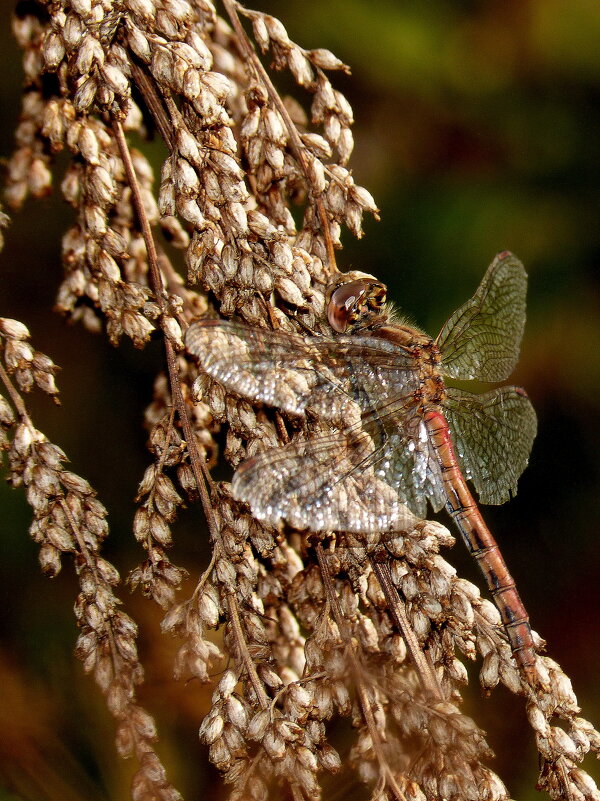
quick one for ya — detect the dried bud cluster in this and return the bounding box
[0,359,181,799]
[0,317,59,398]
[4,1,600,801]
[239,8,353,160]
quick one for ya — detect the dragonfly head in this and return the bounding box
[327,274,388,333]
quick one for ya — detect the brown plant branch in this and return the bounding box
[0,335,182,799]
[114,116,270,710]
[315,544,408,801]
[222,0,339,274]
[371,558,444,701]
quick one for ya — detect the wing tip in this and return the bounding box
[493,249,527,278]
[185,318,221,353]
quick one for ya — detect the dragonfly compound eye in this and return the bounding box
[327,279,387,333]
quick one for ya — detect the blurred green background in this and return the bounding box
[1,0,600,799]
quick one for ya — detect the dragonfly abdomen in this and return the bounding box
[423,408,536,683]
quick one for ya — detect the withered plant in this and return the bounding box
[2,1,599,799]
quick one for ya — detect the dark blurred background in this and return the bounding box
[1,1,599,799]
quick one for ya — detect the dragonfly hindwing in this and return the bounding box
[443,386,537,505]
[231,423,421,533]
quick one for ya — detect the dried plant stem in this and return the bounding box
[222,0,338,273]
[129,60,175,148]
[316,544,407,801]
[556,757,576,801]
[114,118,270,709]
[372,559,443,700]
[58,495,126,700]
[1,333,181,798]
[112,121,168,312]
[0,360,32,424]
[226,584,270,708]
[165,336,271,710]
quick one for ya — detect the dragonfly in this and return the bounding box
[186,251,538,682]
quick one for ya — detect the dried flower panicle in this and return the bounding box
[130,415,189,607]
[4,1,600,800]
[0,345,182,800]
[0,317,59,399]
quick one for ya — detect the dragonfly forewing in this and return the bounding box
[186,319,421,426]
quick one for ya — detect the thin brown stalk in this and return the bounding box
[114,117,269,709]
[222,0,338,273]
[371,558,443,700]
[0,360,32,424]
[316,544,407,801]
[129,59,175,148]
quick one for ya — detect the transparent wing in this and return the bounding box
[232,404,446,533]
[443,386,537,505]
[186,319,420,421]
[436,252,527,382]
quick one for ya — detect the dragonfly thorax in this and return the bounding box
[368,323,447,410]
[369,323,433,350]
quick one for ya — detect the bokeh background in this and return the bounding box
[1,1,600,799]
